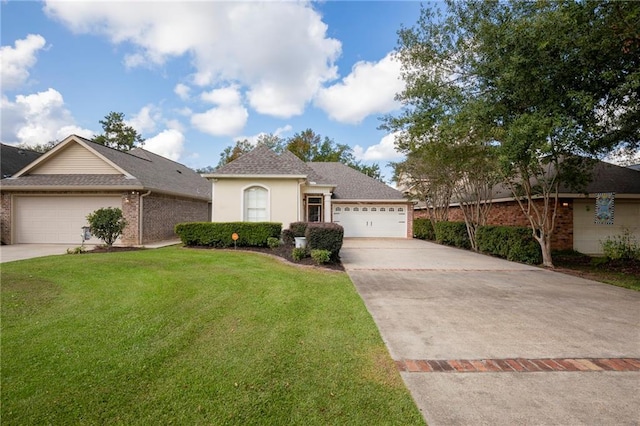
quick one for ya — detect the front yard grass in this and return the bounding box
[1,246,424,425]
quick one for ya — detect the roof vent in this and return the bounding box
[177,170,182,174]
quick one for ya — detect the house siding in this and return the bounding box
[31,143,121,175]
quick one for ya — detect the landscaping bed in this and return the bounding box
[552,251,640,291]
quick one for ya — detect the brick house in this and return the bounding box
[0,135,211,245]
[413,161,640,255]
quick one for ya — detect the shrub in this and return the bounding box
[281,229,295,246]
[434,221,470,249]
[66,246,86,255]
[174,222,282,247]
[267,237,281,249]
[310,249,331,265]
[86,207,127,247]
[476,225,542,264]
[305,223,344,259]
[413,218,435,240]
[601,229,640,260]
[289,222,308,237]
[292,247,308,261]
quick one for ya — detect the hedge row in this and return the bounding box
[476,225,542,264]
[305,222,344,259]
[413,218,435,240]
[434,221,470,249]
[426,220,542,264]
[175,222,282,247]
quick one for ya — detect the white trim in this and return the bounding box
[205,174,307,179]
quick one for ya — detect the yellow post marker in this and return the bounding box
[232,232,239,249]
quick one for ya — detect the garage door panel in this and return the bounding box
[15,196,122,244]
[333,204,406,238]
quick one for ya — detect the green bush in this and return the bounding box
[413,218,435,240]
[292,247,308,261]
[434,221,470,249]
[305,223,344,259]
[310,249,331,265]
[476,225,542,264]
[175,222,282,247]
[281,229,295,246]
[86,207,127,247]
[267,237,281,249]
[601,229,640,260]
[289,222,308,237]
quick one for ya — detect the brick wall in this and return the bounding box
[141,193,209,244]
[414,199,574,250]
[406,203,414,238]
[1,192,11,244]
[121,191,140,245]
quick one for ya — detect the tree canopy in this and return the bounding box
[94,112,145,151]
[384,0,639,266]
[214,129,383,181]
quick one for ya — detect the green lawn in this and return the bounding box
[1,247,424,425]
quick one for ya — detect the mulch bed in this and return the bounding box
[87,244,345,272]
[552,253,640,279]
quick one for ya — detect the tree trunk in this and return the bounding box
[535,232,554,268]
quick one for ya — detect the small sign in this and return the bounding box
[232,233,239,241]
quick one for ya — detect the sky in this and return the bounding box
[1,0,425,181]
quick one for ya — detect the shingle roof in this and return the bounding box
[1,136,211,200]
[214,145,309,176]
[307,162,406,200]
[1,144,42,178]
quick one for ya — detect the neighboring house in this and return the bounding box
[0,135,211,245]
[1,144,42,179]
[206,145,412,238]
[413,161,640,255]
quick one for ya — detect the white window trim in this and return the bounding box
[241,184,270,222]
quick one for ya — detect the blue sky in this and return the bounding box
[1,1,424,181]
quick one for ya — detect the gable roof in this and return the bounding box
[209,145,405,201]
[1,135,211,200]
[1,144,42,178]
[307,162,406,200]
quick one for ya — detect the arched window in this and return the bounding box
[244,186,268,222]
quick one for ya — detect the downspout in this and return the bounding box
[138,190,151,245]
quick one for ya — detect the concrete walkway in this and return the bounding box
[341,238,640,426]
[0,240,181,263]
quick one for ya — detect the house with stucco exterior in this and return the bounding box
[206,145,412,238]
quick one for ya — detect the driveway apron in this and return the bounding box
[341,238,640,426]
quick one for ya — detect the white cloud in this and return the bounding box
[174,83,191,100]
[0,34,47,90]
[128,104,161,134]
[143,129,185,161]
[44,1,341,119]
[315,53,403,124]
[191,105,248,137]
[354,132,404,162]
[235,124,293,145]
[201,86,241,106]
[1,89,93,145]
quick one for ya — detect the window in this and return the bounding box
[244,186,268,222]
[389,207,395,212]
[344,207,350,211]
[380,207,386,212]
[353,207,359,212]
[362,207,368,212]
[335,207,342,212]
[306,196,323,222]
[398,207,404,212]
[371,207,377,212]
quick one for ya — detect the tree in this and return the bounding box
[18,140,59,153]
[86,207,127,247]
[216,134,285,168]
[385,1,639,267]
[94,112,145,151]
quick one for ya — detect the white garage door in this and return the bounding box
[14,196,122,244]
[333,204,407,238]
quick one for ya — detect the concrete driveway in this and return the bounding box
[341,238,640,426]
[0,244,90,263]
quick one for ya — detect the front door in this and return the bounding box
[306,196,323,222]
